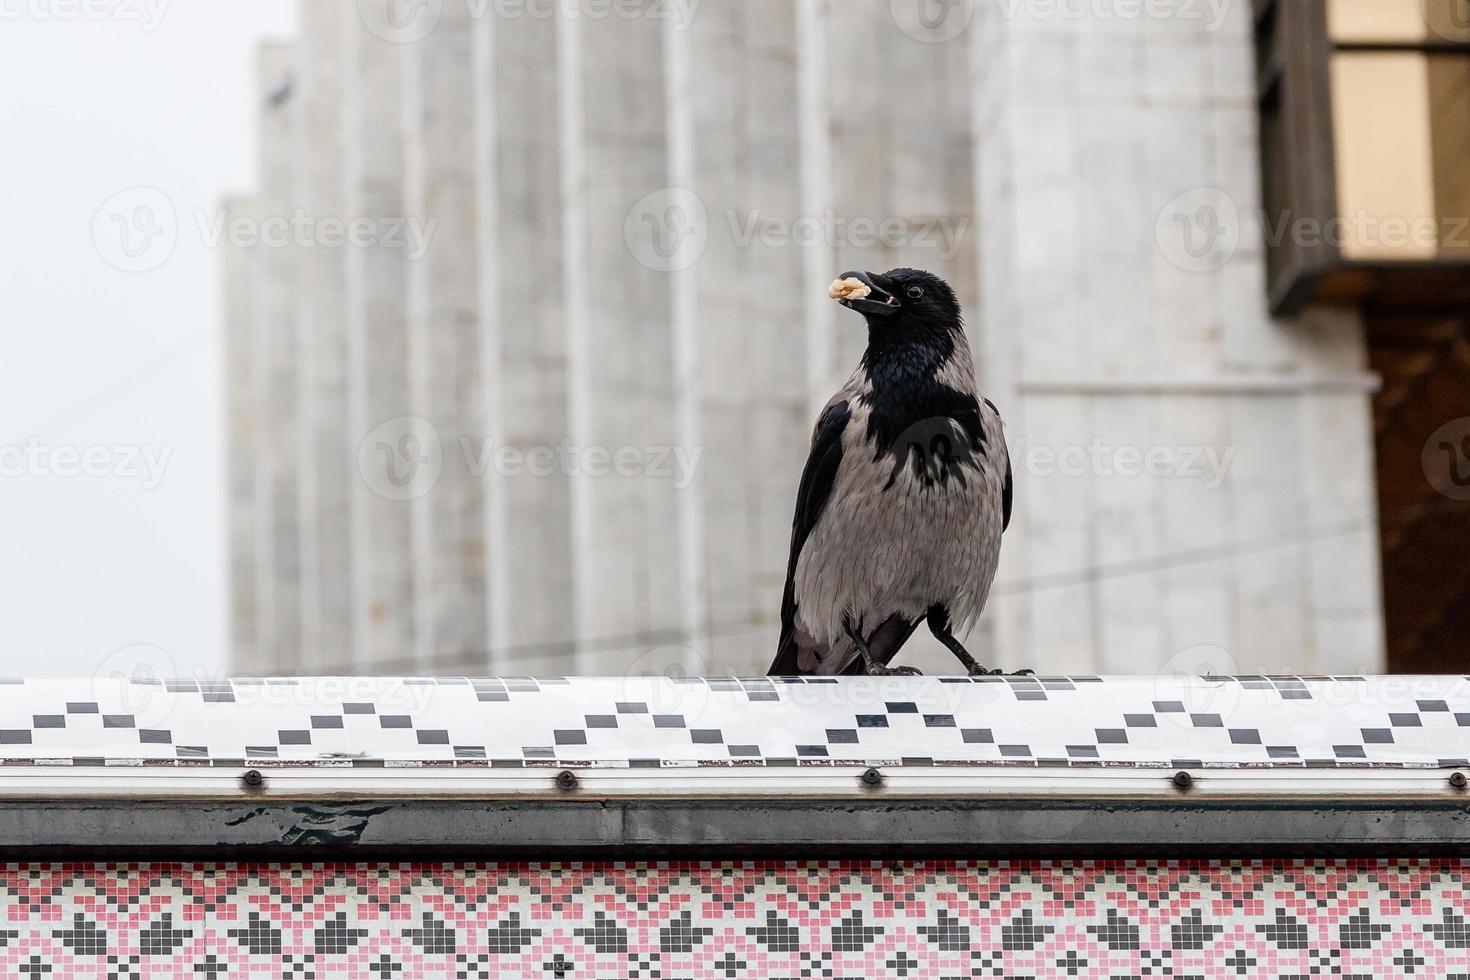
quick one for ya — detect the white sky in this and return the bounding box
[0,1,297,676]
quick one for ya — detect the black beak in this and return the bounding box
[836,271,899,318]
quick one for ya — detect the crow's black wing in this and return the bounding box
[1002,444,1013,532]
[769,398,851,675]
[985,398,1013,533]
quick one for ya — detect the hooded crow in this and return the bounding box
[769,268,1012,677]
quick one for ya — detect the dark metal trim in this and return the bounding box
[2,798,1468,859]
[1333,41,1470,53]
[1257,0,1342,316]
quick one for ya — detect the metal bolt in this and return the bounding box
[1451,771,1468,791]
[555,769,578,790]
[861,767,883,788]
[1171,770,1194,790]
[242,769,264,789]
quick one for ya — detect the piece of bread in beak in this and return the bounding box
[828,277,872,302]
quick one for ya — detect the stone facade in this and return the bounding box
[226,0,1385,676]
[971,2,1384,676]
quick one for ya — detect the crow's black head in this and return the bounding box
[830,268,962,340]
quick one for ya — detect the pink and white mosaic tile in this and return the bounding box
[0,860,1466,978]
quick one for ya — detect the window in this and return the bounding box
[1255,0,1470,312]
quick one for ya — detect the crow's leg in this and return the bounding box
[926,607,995,676]
[928,606,1037,677]
[844,618,922,677]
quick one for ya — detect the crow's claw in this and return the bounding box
[868,665,923,677]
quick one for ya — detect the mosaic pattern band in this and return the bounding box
[0,675,1467,770]
[1,861,1466,979]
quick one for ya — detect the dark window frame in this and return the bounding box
[1253,0,1470,315]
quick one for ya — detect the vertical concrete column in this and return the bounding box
[470,8,577,673]
[1291,307,1386,674]
[673,1,809,673]
[969,1,1385,674]
[343,12,418,671]
[795,0,837,413]
[222,195,260,673]
[404,3,491,669]
[1146,9,1235,675]
[970,6,1092,674]
[661,0,706,667]
[255,42,301,674]
[790,0,979,673]
[295,3,353,674]
[557,2,683,673]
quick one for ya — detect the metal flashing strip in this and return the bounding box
[0,764,1467,801]
[0,799,1467,857]
[0,674,1464,854]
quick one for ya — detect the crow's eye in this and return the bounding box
[906,285,924,300]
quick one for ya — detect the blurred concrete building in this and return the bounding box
[225,0,1470,677]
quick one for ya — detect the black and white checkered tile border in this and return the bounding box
[0,675,1466,769]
